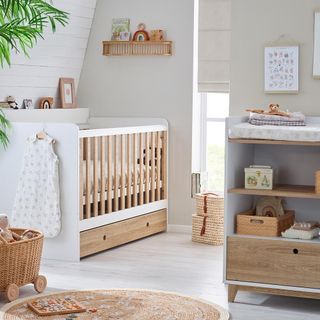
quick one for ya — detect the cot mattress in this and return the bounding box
[229,122,320,142]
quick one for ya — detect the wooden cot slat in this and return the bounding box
[120,134,126,210]
[85,137,91,219]
[162,131,168,199]
[127,134,132,208]
[145,132,150,203]
[156,132,161,201]
[139,133,144,205]
[100,136,106,215]
[133,133,138,207]
[151,132,155,202]
[93,137,99,217]
[107,136,112,213]
[79,138,84,220]
[114,135,119,211]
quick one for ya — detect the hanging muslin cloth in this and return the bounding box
[12,134,61,238]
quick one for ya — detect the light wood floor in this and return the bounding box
[1,232,319,319]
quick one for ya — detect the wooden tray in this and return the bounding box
[236,209,295,237]
[28,297,86,316]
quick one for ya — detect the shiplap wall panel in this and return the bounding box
[0,0,97,107]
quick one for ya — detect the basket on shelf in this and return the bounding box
[192,193,224,245]
[236,209,295,237]
[0,228,47,301]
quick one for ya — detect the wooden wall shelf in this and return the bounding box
[102,41,172,56]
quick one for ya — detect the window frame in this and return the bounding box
[200,92,228,173]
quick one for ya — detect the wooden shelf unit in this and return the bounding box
[225,116,320,303]
[102,41,172,56]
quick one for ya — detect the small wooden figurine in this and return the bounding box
[39,97,54,109]
[133,23,149,41]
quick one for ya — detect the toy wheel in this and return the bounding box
[34,275,47,293]
[5,284,19,302]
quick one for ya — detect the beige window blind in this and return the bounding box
[198,0,231,92]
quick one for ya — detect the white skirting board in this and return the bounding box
[167,224,192,234]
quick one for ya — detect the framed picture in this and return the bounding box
[264,45,299,93]
[59,78,76,108]
[111,18,130,40]
[313,11,320,78]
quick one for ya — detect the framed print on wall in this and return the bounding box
[59,78,76,108]
[264,45,299,93]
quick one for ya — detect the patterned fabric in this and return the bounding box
[249,111,305,122]
[12,134,61,238]
[0,289,229,320]
[248,119,305,126]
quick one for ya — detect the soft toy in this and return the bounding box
[0,214,21,243]
[7,96,19,109]
[246,104,290,117]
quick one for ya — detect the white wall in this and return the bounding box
[0,0,97,108]
[230,0,320,116]
[78,0,195,225]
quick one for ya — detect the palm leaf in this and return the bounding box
[0,0,69,66]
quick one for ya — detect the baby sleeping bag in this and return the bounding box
[12,134,61,238]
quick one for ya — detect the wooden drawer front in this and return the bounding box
[227,236,320,289]
[80,209,167,258]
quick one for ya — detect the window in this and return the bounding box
[200,92,229,192]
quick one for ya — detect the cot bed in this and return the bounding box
[0,112,168,261]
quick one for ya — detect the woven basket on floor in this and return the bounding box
[0,228,44,291]
[192,214,224,245]
[195,193,224,219]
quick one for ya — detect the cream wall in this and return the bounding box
[78,0,195,225]
[230,0,320,116]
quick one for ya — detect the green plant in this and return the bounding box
[0,0,69,66]
[0,109,10,148]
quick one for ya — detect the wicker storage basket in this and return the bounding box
[0,228,46,301]
[192,214,224,245]
[236,209,295,237]
[195,193,224,218]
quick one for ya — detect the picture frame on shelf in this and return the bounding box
[59,78,76,108]
[111,18,130,41]
[264,45,299,94]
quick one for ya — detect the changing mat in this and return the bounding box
[229,122,320,142]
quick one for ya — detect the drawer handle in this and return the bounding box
[293,248,299,254]
[103,235,107,241]
[146,222,150,227]
[250,219,264,224]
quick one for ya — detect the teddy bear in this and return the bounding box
[0,214,21,243]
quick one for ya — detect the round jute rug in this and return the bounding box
[0,289,229,320]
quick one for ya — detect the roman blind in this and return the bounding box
[198,0,231,92]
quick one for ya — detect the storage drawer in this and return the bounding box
[227,236,320,289]
[80,209,167,258]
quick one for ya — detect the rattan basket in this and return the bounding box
[195,193,224,218]
[0,228,47,301]
[236,209,295,237]
[192,214,224,245]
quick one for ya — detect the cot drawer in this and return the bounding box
[227,236,320,289]
[80,209,167,258]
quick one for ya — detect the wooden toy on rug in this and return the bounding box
[246,104,290,117]
[28,297,86,316]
